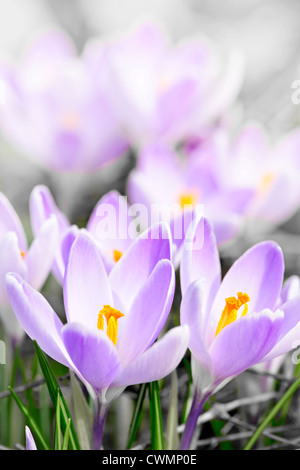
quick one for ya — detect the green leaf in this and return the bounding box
[62,418,72,450]
[8,386,50,450]
[127,383,147,449]
[165,370,179,450]
[148,381,165,450]
[55,390,62,450]
[244,373,300,450]
[70,371,92,450]
[33,341,80,450]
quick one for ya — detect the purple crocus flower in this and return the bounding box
[25,426,37,450]
[179,216,300,449]
[6,225,189,449]
[0,191,58,342]
[92,20,243,147]
[128,144,253,264]
[185,123,300,228]
[0,29,128,172]
[30,185,138,282]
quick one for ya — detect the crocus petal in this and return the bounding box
[117,259,175,365]
[62,323,122,393]
[180,217,221,313]
[279,276,300,306]
[207,241,284,344]
[111,325,189,388]
[209,309,284,380]
[109,222,172,311]
[5,273,70,367]
[262,297,300,361]
[25,426,37,450]
[0,232,27,303]
[0,192,27,250]
[180,280,213,372]
[64,232,113,329]
[26,215,59,290]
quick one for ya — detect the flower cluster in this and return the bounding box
[1,19,300,451]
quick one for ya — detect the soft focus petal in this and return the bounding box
[0,232,27,303]
[0,193,27,250]
[111,325,189,388]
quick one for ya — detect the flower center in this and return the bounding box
[20,250,26,259]
[215,292,250,337]
[97,305,125,346]
[178,189,200,210]
[257,172,275,195]
[61,112,80,131]
[113,249,123,263]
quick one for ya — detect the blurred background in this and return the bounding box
[1,0,300,253]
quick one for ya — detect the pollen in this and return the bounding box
[113,249,123,263]
[178,189,200,210]
[97,305,125,346]
[20,250,26,259]
[215,292,250,337]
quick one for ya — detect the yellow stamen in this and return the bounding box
[20,250,26,259]
[215,292,250,337]
[178,190,200,210]
[97,305,124,346]
[113,249,123,263]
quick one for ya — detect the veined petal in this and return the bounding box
[117,259,175,365]
[0,192,27,251]
[206,241,284,344]
[109,222,172,311]
[26,215,59,290]
[5,274,70,367]
[64,232,113,329]
[209,309,284,380]
[62,323,122,392]
[181,217,221,313]
[180,280,213,373]
[111,325,189,388]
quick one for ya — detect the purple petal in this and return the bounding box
[64,232,113,329]
[62,323,122,392]
[180,217,221,313]
[111,325,189,388]
[117,259,175,365]
[206,241,284,344]
[5,274,70,367]
[0,192,27,250]
[25,426,37,450]
[209,309,283,380]
[109,222,172,311]
[0,232,27,303]
[26,216,59,290]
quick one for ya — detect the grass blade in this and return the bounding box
[148,381,165,450]
[70,371,92,450]
[127,383,147,449]
[62,418,72,450]
[165,370,179,450]
[33,341,80,450]
[8,386,50,450]
[55,390,62,450]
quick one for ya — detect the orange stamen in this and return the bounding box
[215,292,250,337]
[97,305,125,346]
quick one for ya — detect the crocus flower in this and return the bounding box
[30,185,139,282]
[0,191,58,342]
[0,29,128,172]
[185,123,300,228]
[6,225,189,449]
[179,216,300,449]
[92,20,243,147]
[25,426,37,450]
[128,144,253,263]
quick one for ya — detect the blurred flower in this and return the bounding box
[179,217,300,449]
[90,20,243,147]
[6,226,189,448]
[30,185,139,282]
[185,123,300,228]
[0,191,58,342]
[0,29,128,172]
[128,144,252,263]
[25,426,37,450]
